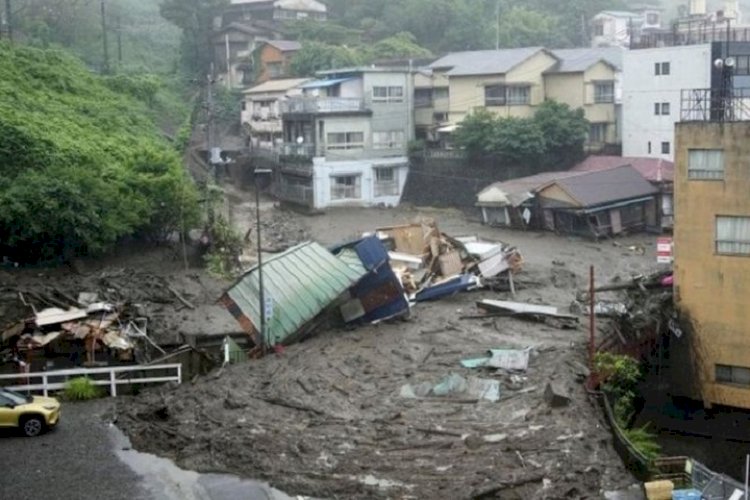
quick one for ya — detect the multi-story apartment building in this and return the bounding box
[272,68,413,210]
[673,86,750,410]
[419,47,623,151]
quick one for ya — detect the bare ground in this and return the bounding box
[115,202,658,499]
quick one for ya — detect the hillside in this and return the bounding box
[0,42,198,262]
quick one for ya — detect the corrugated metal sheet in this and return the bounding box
[223,242,366,345]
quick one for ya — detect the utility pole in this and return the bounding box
[4,0,12,43]
[206,63,216,181]
[495,0,500,50]
[116,15,122,68]
[100,0,110,74]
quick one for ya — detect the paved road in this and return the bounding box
[0,400,295,500]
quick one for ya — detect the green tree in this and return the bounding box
[0,42,199,262]
[365,31,432,61]
[497,7,566,48]
[490,116,546,164]
[159,0,228,74]
[453,108,499,158]
[290,42,363,77]
[533,99,590,168]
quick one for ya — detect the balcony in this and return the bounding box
[680,88,750,122]
[280,97,368,114]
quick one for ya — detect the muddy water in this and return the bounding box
[110,425,298,500]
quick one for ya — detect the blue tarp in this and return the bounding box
[300,77,356,89]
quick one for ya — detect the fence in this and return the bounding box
[681,88,750,122]
[0,364,182,397]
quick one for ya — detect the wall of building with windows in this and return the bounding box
[673,121,750,409]
[622,44,712,160]
[310,157,409,209]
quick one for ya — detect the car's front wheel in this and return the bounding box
[20,415,45,437]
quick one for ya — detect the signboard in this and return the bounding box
[657,237,673,264]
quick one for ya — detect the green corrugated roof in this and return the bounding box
[225,241,366,345]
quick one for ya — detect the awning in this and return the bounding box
[301,77,356,89]
[580,196,655,214]
[437,124,457,133]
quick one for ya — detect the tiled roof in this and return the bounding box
[266,40,302,52]
[550,165,658,207]
[429,47,549,76]
[570,155,674,182]
[548,47,624,72]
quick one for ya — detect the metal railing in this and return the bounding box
[634,25,750,49]
[0,364,182,397]
[273,182,314,206]
[281,97,367,114]
[374,181,400,197]
[278,142,317,157]
[681,88,750,122]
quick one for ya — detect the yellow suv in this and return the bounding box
[0,388,61,437]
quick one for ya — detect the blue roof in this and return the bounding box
[300,77,356,89]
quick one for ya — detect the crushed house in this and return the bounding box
[569,155,674,230]
[477,165,658,238]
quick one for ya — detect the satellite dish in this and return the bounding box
[714,58,724,69]
[296,136,304,144]
[726,56,736,68]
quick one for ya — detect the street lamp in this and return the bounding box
[253,167,273,352]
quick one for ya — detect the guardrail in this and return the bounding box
[0,363,182,397]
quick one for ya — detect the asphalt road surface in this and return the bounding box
[0,399,295,500]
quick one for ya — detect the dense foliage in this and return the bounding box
[0,43,199,262]
[454,101,589,167]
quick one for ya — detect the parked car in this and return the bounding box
[0,388,61,437]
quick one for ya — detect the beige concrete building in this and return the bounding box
[673,119,750,409]
[420,47,623,151]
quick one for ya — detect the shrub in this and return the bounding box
[64,377,102,401]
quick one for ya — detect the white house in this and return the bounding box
[622,44,712,160]
[242,78,310,148]
[591,9,662,49]
[273,67,413,210]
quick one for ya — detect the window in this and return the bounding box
[594,22,604,36]
[433,88,449,100]
[373,130,405,149]
[331,175,361,200]
[647,141,652,154]
[736,55,750,76]
[372,86,404,103]
[507,86,530,105]
[654,102,670,115]
[267,62,283,77]
[414,88,432,107]
[661,141,670,154]
[654,61,670,75]
[716,364,750,385]
[241,101,247,111]
[589,123,608,143]
[484,84,533,106]
[484,84,506,106]
[434,112,448,122]
[688,149,724,180]
[327,132,365,150]
[716,216,750,255]
[374,167,399,196]
[594,81,614,103]
[646,12,659,25]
